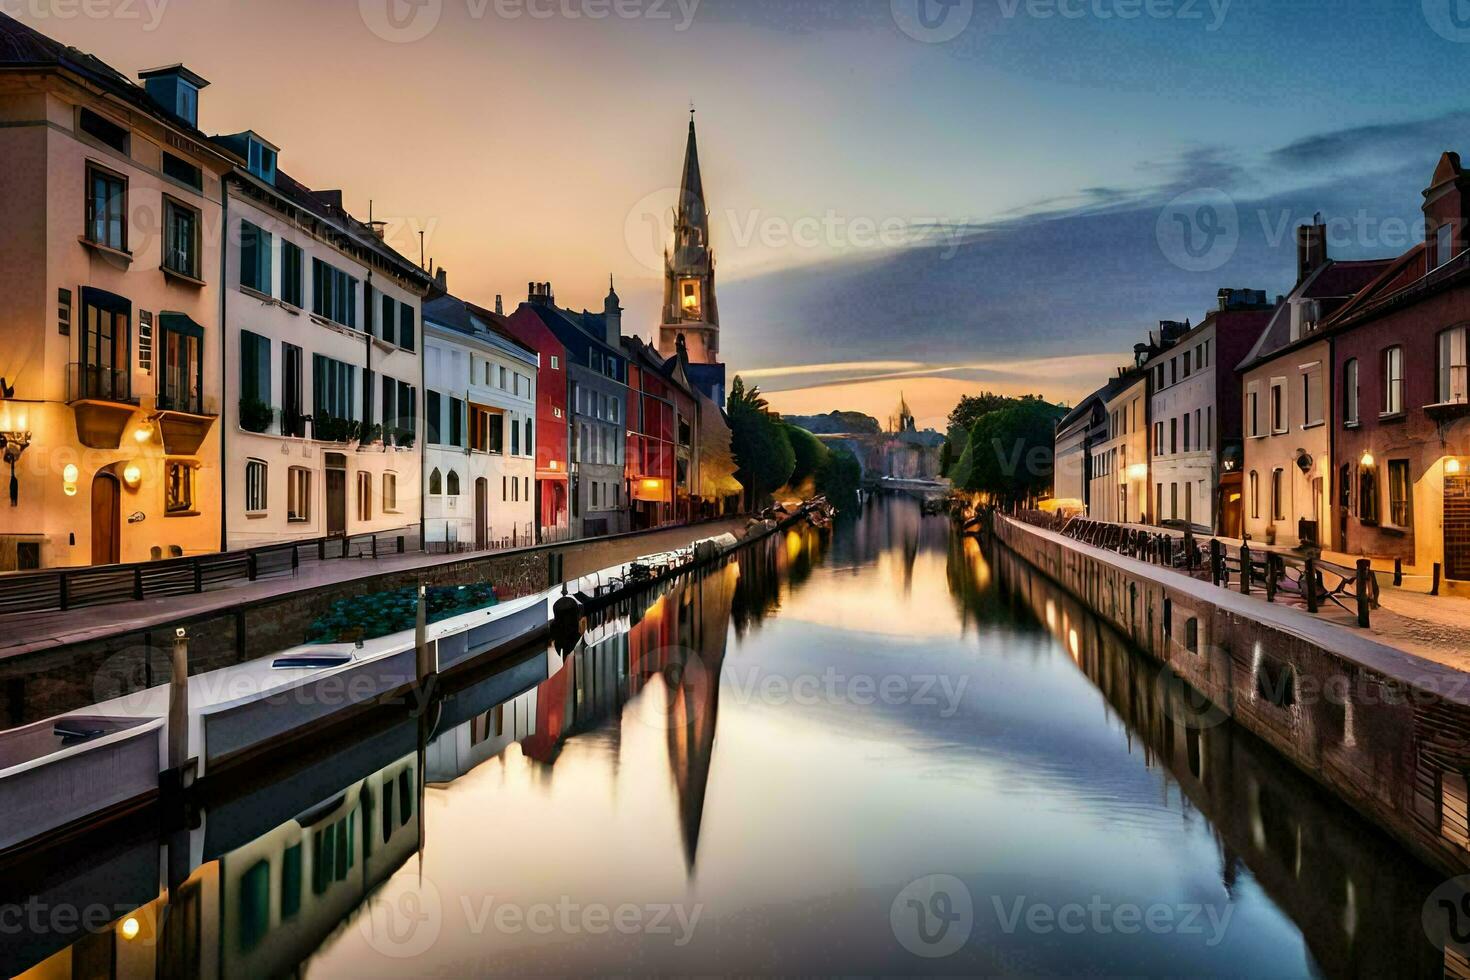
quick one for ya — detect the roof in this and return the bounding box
[1056,385,1107,432]
[0,12,233,156]
[1236,257,1397,372]
[423,292,537,364]
[518,300,627,364]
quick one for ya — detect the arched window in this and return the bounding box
[1271,468,1285,521]
[1249,471,1259,519]
[1343,358,1359,424]
[429,468,442,496]
[383,471,398,513]
[447,470,461,496]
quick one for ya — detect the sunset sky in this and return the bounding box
[30,0,1470,427]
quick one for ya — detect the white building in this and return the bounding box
[423,283,538,550]
[218,131,431,548]
[1087,371,1150,525]
[1052,391,1104,516]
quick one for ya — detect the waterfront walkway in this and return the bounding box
[0,519,748,661]
[1118,521,1470,672]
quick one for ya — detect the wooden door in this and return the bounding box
[475,478,488,550]
[326,467,347,537]
[91,472,120,565]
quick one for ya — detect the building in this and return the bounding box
[513,282,629,538]
[502,296,571,541]
[422,278,538,550]
[657,113,726,405]
[1147,292,1274,533]
[1323,152,1470,587]
[1237,222,1393,548]
[1052,390,1107,516]
[623,336,687,529]
[0,15,239,568]
[216,131,431,548]
[1088,369,1150,525]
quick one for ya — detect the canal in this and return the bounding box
[2,497,1449,977]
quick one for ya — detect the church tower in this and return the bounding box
[658,112,721,368]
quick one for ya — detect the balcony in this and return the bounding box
[67,362,137,449]
[155,385,217,456]
[1426,365,1470,424]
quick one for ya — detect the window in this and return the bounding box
[1271,468,1285,521]
[79,288,131,403]
[447,470,461,496]
[79,108,129,153]
[383,472,399,513]
[311,258,358,327]
[1270,381,1286,433]
[1249,471,1259,519]
[380,293,395,344]
[1383,346,1404,415]
[511,417,521,456]
[163,199,200,279]
[281,241,304,307]
[526,420,533,455]
[429,468,443,496]
[1302,368,1323,426]
[449,397,464,448]
[240,221,272,295]
[165,461,196,514]
[85,165,127,251]
[1183,414,1191,453]
[245,459,268,513]
[1439,327,1468,404]
[400,304,415,351]
[162,152,202,193]
[247,138,277,183]
[550,355,559,370]
[426,390,442,445]
[240,330,272,428]
[288,467,311,522]
[312,355,356,422]
[1248,387,1261,437]
[1343,358,1359,425]
[357,471,372,521]
[157,314,203,414]
[282,343,305,437]
[1388,460,1412,527]
[1169,418,1178,455]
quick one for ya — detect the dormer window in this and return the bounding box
[139,65,208,129]
[247,139,277,185]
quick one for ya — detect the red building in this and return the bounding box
[1325,152,1470,587]
[503,300,571,539]
[622,337,699,529]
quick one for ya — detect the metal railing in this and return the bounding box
[66,362,135,405]
[1014,511,1381,627]
[0,525,421,616]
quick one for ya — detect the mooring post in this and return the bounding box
[1210,539,1223,586]
[1393,558,1403,587]
[415,583,432,683]
[1304,557,1319,613]
[1184,528,1195,571]
[1356,560,1373,628]
[168,627,189,774]
[1433,562,1443,597]
[1239,544,1252,595]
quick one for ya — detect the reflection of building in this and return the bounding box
[0,18,236,567]
[657,113,726,405]
[423,278,538,550]
[427,689,538,783]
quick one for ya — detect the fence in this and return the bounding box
[0,525,421,616]
[1013,511,1382,628]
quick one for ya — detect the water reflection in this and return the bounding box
[2,498,1452,978]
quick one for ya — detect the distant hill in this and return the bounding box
[784,411,882,435]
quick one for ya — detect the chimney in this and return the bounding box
[138,65,208,128]
[435,267,447,291]
[313,189,345,212]
[1296,218,1328,284]
[495,295,504,315]
[604,275,622,346]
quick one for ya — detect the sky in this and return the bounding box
[22,0,1470,427]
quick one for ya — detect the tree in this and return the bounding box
[727,376,795,509]
[784,423,827,487]
[815,447,862,511]
[963,399,1066,507]
[948,391,1014,435]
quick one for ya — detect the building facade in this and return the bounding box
[1147,293,1272,533]
[1052,392,1105,516]
[1087,371,1148,525]
[502,298,571,541]
[1325,152,1470,585]
[218,134,430,549]
[1238,223,1393,549]
[0,18,237,568]
[423,284,538,550]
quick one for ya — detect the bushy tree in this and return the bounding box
[784,423,827,487]
[815,447,863,511]
[963,399,1065,507]
[728,376,795,509]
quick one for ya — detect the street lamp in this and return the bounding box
[0,394,31,507]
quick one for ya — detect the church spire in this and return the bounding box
[677,110,708,247]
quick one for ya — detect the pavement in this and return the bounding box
[1119,522,1470,673]
[0,519,749,661]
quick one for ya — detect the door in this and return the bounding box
[91,472,120,565]
[325,463,347,537]
[475,478,488,550]
[1447,475,1470,582]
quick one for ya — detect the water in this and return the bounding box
[2,498,1448,977]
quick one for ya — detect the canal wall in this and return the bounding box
[994,512,1470,880]
[2,519,746,726]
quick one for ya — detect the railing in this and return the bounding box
[66,362,135,405]
[156,386,205,416]
[1013,511,1381,627]
[423,521,538,556]
[0,525,421,616]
